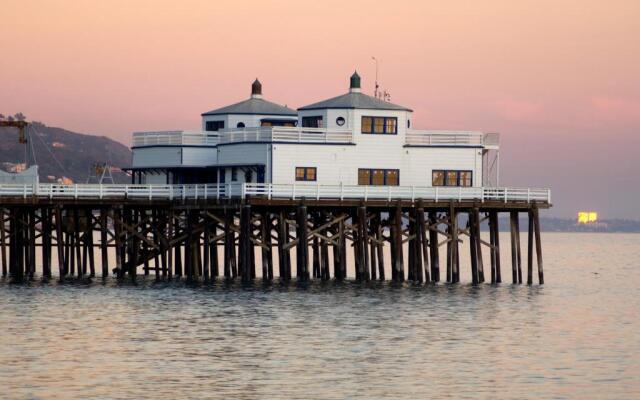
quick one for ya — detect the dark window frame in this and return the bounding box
[301,116,323,128]
[357,168,400,186]
[295,167,317,181]
[431,170,473,187]
[361,116,398,135]
[205,120,225,131]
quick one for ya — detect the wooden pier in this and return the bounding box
[0,183,547,284]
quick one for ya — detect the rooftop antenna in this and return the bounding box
[371,56,379,98]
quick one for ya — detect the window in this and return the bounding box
[361,116,397,134]
[231,167,238,182]
[432,170,473,187]
[302,116,323,128]
[336,116,345,126]
[295,167,317,181]
[358,169,400,186]
[407,119,411,129]
[205,120,225,131]
[236,122,245,128]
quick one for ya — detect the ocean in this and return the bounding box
[1,232,638,399]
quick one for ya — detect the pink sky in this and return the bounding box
[1,0,639,218]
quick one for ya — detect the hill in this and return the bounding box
[0,121,131,183]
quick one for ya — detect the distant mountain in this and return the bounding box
[0,121,131,183]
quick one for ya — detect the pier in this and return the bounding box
[0,183,547,285]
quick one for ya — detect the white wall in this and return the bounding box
[217,143,271,183]
[132,147,182,168]
[132,147,216,168]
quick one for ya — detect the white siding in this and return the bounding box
[217,143,271,183]
[182,147,217,166]
[132,147,182,168]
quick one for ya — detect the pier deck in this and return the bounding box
[0,183,547,285]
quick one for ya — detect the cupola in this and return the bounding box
[251,78,263,99]
[349,71,361,93]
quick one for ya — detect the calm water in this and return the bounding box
[1,232,639,399]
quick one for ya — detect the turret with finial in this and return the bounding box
[251,78,262,99]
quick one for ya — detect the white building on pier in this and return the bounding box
[130,73,499,188]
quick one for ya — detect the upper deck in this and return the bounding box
[131,127,499,149]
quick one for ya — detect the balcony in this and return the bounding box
[132,127,354,147]
[132,130,218,147]
[218,127,353,144]
[405,130,499,149]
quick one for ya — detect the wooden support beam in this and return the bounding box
[41,208,52,279]
[393,203,404,282]
[527,209,534,285]
[450,205,460,283]
[320,212,330,281]
[296,204,309,281]
[533,205,544,284]
[261,212,273,281]
[474,208,485,283]
[239,204,253,282]
[510,211,522,284]
[203,210,211,282]
[428,212,440,282]
[100,208,109,278]
[0,209,7,277]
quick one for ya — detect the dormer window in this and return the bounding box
[361,116,397,135]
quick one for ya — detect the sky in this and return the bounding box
[1,0,639,218]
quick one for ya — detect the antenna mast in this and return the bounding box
[372,56,379,98]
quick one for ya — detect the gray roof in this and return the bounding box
[202,98,297,116]
[298,91,412,112]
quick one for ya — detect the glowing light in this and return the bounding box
[578,212,598,224]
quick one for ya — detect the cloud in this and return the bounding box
[493,98,542,122]
[590,96,640,121]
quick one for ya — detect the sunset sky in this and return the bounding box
[1,0,638,218]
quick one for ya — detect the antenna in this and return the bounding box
[371,56,379,98]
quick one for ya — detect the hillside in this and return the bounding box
[0,121,131,183]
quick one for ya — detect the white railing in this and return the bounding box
[0,183,550,203]
[218,126,353,144]
[405,130,500,148]
[132,130,219,147]
[132,127,353,147]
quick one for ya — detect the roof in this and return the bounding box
[202,98,297,116]
[298,91,412,112]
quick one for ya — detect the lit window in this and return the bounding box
[358,169,371,185]
[385,118,397,134]
[358,169,400,186]
[295,167,317,181]
[432,170,445,186]
[386,169,399,186]
[373,117,385,134]
[459,171,472,187]
[432,170,473,187]
[361,116,398,134]
[361,117,372,133]
[446,171,458,186]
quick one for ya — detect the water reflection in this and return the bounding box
[0,233,639,399]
